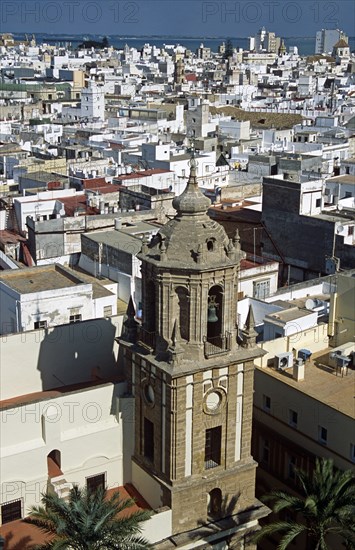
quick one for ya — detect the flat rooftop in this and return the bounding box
[0,265,85,294]
[256,348,355,419]
[326,174,355,185]
[266,307,314,323]
[84,230,143,254]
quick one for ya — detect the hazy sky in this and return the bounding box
[1,0,354,37]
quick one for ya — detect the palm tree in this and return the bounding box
[25,484,152,549]
[254,458,355,550]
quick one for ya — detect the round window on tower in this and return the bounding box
[203,389,224,415]
[143,384,155,407]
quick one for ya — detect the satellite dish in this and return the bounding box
[336,225,344,234]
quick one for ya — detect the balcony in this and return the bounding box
[137,326,156,351]
[203,332,232,358]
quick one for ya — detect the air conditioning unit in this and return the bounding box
[274,352,293,370]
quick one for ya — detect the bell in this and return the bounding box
[208,304,218,323]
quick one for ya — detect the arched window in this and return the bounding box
[207,238,215,251]
[47,450,62,477]
[175,286,189,341]
[208,488,222,518]
[207,285,223,344]
[145,280,156,332]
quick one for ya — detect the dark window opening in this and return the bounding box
[288,456,296,480]
[1,499,22,524]
[319,426,327,444]
[207,239,214,251]
[86,473,106,494]
[208,488,222,518]
[263,395,271,412]
[144,417,154,462]
[34,320,47,330]
[69,314,82,323]
[289,409,298,427]
[261,438,270,465]
[205,426,221,469]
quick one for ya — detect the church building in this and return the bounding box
[119,156,269,548]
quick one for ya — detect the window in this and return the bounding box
[253,279,270,300]
[289,409,298,428]
[103,305,112,317]
[287,455,296,481]
[207,238,215,251]
[144,418,154,462]
[318,425,327,444]
[86,473,106,494]
[34,320,47,330]
[205,426,222,469]
[348,226,354,236]
[315,198,321,208]
[1,499,22,524]
[69,314,82,323]
[263,394,271,412]
[208,488,222,518]
[261,438,270,465]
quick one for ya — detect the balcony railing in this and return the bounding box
[137,326,156,350]
[203,331,232,358]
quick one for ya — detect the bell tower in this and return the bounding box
[120,157,268,548]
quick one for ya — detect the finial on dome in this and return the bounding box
[172,142,211,215]
[187,139,198,184]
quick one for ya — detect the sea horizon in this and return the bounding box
[6,32,355,56]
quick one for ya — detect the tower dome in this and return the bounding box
[172,156,211,215]
[140,156,239,269]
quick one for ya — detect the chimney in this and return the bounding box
[293,358,305,381]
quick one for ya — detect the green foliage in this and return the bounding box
[254,458,355,550]
[26,485,152,550]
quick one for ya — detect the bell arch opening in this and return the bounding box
[145,280,156,332]
[207,285,223,344]
[175,286,190,341]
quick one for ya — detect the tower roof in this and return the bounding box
[139,158,239,270]
[333,39,348,49]
[172,156,211,215]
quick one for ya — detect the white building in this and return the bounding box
[315,29,348,54]
[81,81,105,121]
[0,264,117,335]
[263,307,318,341]
[0,324,172,545]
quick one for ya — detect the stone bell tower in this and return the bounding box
[120,157,268,548]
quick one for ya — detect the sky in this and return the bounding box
[1,0,354,38]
